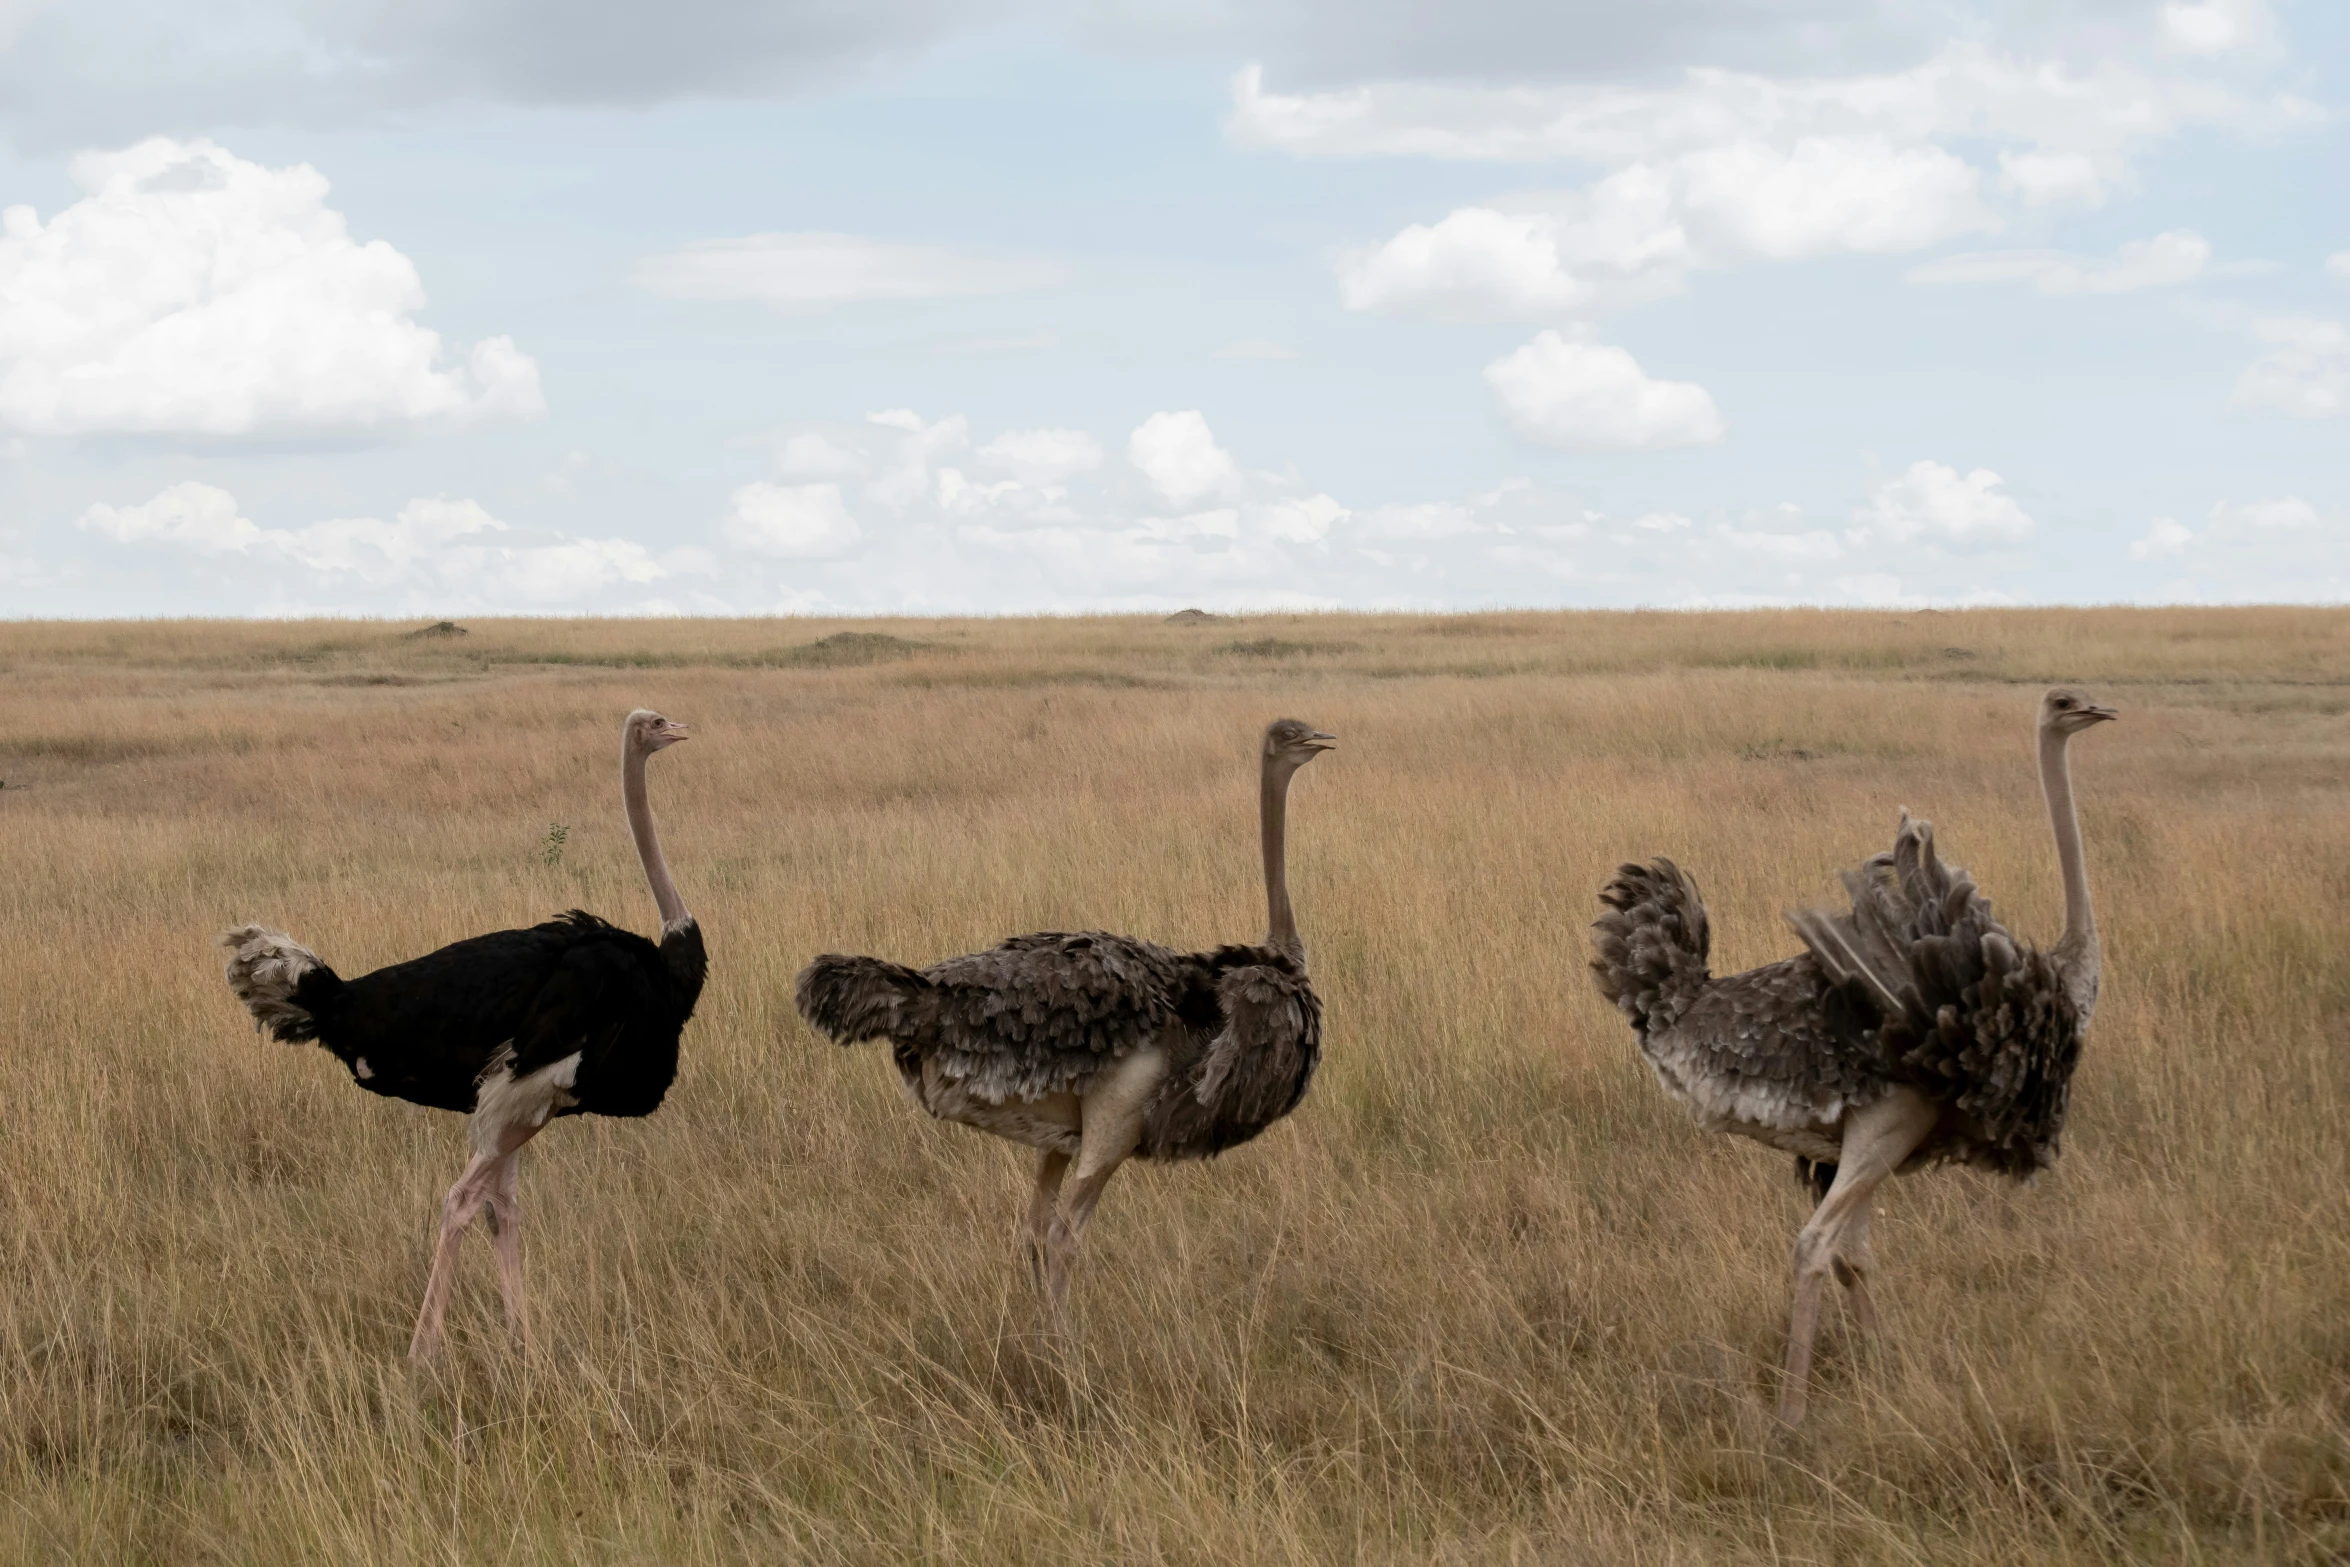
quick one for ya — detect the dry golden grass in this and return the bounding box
[0,607,2345,1563]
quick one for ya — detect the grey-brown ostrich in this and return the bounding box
[1591,687,2115,1424]
[796,718,1334,1318]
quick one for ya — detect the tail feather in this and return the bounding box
[1591,858,1712,1036]
[219,925,344,1043]
[795,953,930,1045]
[1785,811,1960,1021]
[1784,814,2081,1177]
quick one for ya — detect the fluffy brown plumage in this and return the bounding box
[796,932,1321,1161]
[1787,814,2082,1178]
[795,717,1335,1319]
[1594,860,1888,1163]
[1596,819,2083,1179]
[1590,685,2114,1424]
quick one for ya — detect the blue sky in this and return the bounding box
[0,0,2342,616]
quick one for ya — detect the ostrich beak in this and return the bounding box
[2082,704,2117,724]
[1304,730,1337,751]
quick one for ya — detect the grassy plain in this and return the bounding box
[0,607,2345,1564]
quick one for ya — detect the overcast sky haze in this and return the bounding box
[0,0,2343,616]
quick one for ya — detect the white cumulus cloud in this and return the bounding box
[1715,521,1843,559]
[1850,461,2035,547]
[253,495,508,580]
[721,482,865,559]
[1826,574,1928,608]
[1262,493,1347,543]
[1228,44,2312,179]
[77,485,660,604]
[1672,136,1988,261]
[633,232,1067,307]
[1249,36,2319,322]
[775,431,870,480]
[2129,516,2195,560]
[689,408,1383,613]
[1129,410,1239,504]
[2208,495,2322,535]
[1483,333,1725,450]
[2159,0,2276,57]
[77,480,262,550]
[489,537,669,601]
[1340,208,1593,319]
[863,408,971,508]
[0,138,542,438]
[1338,138,1989,322]
[1907,229,2212,294]
[2232,317,2350,419]
[2126,495,2350,602]
[978,427,1103,486]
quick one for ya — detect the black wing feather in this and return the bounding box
[307,911,685,1117]
[503,942,633,1081]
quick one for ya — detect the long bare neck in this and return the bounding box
[623,743,690,932]
[2040,725,2096,991]
[1261,759,1302,962]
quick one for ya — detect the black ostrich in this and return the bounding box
[221,709,707,1362]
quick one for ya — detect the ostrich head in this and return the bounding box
[2040,687,2117,735]
[625,709,690,754]
[1264,717,1337,771]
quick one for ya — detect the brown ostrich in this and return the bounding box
[797,718,1335,1318]
[1592,687,2115,1423]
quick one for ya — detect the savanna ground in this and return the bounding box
[0,608,2345,1564]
